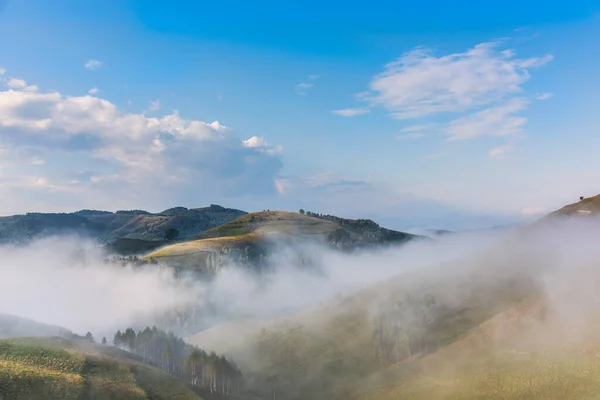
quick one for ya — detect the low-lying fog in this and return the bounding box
[0,228,507,340]
[2,217,600,348]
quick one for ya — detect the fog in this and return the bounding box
[0,227,509,341]
[2,216,600,361]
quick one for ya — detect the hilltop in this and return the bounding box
[0,204,246,249]
[142,210,421,272]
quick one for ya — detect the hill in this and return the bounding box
[544,194,600,219]
[0,205,246,251]
[0,314,73,339]
[186,194,600,400]
[0,336,203,400]
[142,211,421,272]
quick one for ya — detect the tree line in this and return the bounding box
[113,326,243,395]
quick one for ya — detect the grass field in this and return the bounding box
[0,337,202,400]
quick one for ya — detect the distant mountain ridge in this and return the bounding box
[0,204,247,245]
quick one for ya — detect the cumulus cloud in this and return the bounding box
[84,59,102,70]
[0,75,284,214]
[331,108,370,117]
[242,136,283,155]
[365,42,552,119]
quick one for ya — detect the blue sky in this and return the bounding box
[0,0,599,230]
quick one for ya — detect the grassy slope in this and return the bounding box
[0,337,202,400]
[189,194,600,400]
[189,252,540,399]
[142,211,339,263]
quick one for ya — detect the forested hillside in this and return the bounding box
[0,205,246,246]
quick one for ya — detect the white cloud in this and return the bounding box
[488,144,514,159]
[309,74,321,80]
[294,82,314,95]
[242,136,283,155]
[536,92,553,100]
[148,98,160,112]
[84,59,102,70]
[7,78,27,89]
[445,97,529,141]
[0,75,284,213]
[0,68,6,76]
[365,41,552,119]
[331,108,370,117]
[88,87,99,95]
[399,125,429,133]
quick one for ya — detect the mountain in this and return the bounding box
[141,210,423,273]
[0,204,247,247]
[185,194,600,400]
[0,336,203,400]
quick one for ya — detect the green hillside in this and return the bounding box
[0,204,246,248]
[0,337,202,400]
[142,210,421,272]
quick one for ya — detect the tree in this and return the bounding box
[101,337,107,345]
[85,332,94,343]
[299,209,305,215]
[164,228,180,241]
[580,196,585,201]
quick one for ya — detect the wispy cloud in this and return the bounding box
[365,42,552,119]
[331,108,370,117]
[88,87,99,95]
[294,74,322,95]
[488,143,514,160]
[444,97,529,141]
[148,98,160,112]
[536,92,553,100]
[0,67,6,76]
[84,59,102,70]
[294,82,314,95]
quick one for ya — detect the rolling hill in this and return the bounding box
[0,314,73,340]
[142,211,422,272]
[0,336,203,400]
[0,205,246,249]
[186,194,600,400]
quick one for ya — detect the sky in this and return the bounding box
[0,0,599,230]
